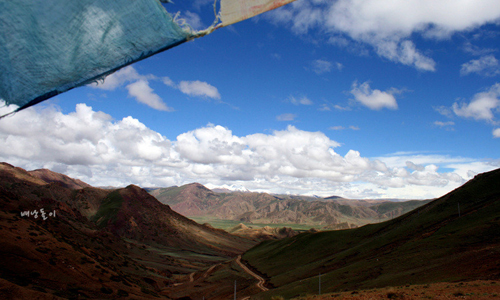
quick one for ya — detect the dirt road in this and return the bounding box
[235,255,269,292]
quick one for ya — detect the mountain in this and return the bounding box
[0,162,255,299]
[241,168,500,299]
[151,183,431,227]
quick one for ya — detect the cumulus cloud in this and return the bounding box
[452,83,500,122]
[375,40,436,71]
[178,80,221,99]
[493,128,500,138]
[88,66,223,109]
[350,81,399,110]
[267,0,500,71]
[406,161,424,171]
[1,103,498,198]
[126,80,173,111]
[89,66,171,111]
[461,55,500,77]
[89,66,145,91]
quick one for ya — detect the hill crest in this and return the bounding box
[241,167,500,298]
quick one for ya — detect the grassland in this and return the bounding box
[91,189,123,228]
[242,169,500,299]
[189,216,322,231]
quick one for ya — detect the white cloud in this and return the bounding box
[334,104,351,111]
[1,103,498,199]
[452,83,500,122]
[310,59,343,74]
[319,104,331,111]
[461,55,500,76]
[375,40,436,71]
[311,59,332,74]
[89,66,145,90]
[88,66,173,111]
[162,77,176,87]
[434,121,455,127]
[329,125,359,131]
[126,80,173,111]
[192,0,213,10]
[493,128,500,138]
[178,80,221,99]
[276,113,297,121]
[434,106,454,118]
[350,81,399,110]
[88,66,223,109]
[289,96,313,105]
[181,11,204,31]
[267,0,500,71]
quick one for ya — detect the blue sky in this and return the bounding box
[1,0,500,199]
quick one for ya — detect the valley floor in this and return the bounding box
[290,280,500,300]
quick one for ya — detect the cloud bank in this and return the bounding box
[267,0,500,71]
[1,102,498,199]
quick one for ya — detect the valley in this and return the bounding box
[1,162,499,299]
[151,183,431,230]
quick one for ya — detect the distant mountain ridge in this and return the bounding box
[29,168,92,189]
[151,183,431,227]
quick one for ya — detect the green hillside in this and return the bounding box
[243,168,500,299]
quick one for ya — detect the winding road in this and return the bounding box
[235,255,269,292]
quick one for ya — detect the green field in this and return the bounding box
[188,216,322,231]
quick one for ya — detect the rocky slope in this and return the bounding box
[151,183,430,227]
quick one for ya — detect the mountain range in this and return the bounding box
[0,162,255,299]
[151,183,431,228]
[2,161,499,299]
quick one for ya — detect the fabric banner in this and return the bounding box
[0,0,297,117]
[0,0,193,112]
[220,0,296,27]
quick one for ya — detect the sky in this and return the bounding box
[1,0,500,199]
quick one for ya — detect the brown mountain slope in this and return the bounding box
[0,162,256,299]
[94,184,255,255]
[29,168,92,189]
[152,183,430,227]
[241,168,500,299]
